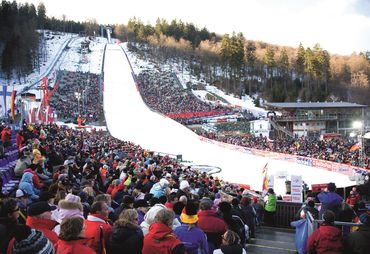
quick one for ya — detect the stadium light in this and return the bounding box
[353,121,363,129]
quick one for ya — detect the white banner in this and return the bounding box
[291,175,302,203]
[268,175,274,190]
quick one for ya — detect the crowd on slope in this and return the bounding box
[136,69,232,120]
[197,130,370,168]
[49,71,104,124]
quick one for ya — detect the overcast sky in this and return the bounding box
[16,0,370,55]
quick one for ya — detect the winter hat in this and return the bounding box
[134,199,149,208]
[180,201,198,224]
[65,193,81,203]
[28,202,56,217]
[179,180,190,191]
[159,178,169,188]
[16,189,30,198]
[13,227,54,254]
[39,191,56,202]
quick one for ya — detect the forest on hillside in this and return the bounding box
[0,1,369,104]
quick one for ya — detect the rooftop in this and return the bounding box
[265,102,367,109]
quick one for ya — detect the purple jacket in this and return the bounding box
[137,209,145,225]
[174,224,208,254]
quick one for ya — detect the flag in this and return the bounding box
[10,89,16,122]
[262,162,269,191]
[350,143,360,152]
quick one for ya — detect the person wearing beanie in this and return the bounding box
[173,202,185,222]
[134,199,149,225]
[10,225,54,254]
[317,182,343,219]
[177,180,190,199]
[15,190,30,224]
[344,213,370,254]
[307,210,344,254]
[197,198,227,253]
[107,209,144,254]
[264,188,277,226]
[84,201,112,253]
[174,201,208,254]
[26,201,59,245]
[114,195,135,220]
[55,217,95,254]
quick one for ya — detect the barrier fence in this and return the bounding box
[276,201,303,228]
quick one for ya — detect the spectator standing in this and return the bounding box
[108,209,143,254]
[142,209,186,254]
[317,183,343,219]
[264,188,277,226]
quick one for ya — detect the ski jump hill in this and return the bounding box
[103,43,355,193]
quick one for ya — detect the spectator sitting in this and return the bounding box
[307,210,343,254]
[55,217,95,254]
[10,225,54,254]
[197,198,227,253]
[142,209,186,254]
[26,201,59,245]
[213,230,247,254]
[108,209,143,254]
[174,201,208,254]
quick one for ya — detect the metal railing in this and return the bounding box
[276,201,303,228]
[275,115,338,122]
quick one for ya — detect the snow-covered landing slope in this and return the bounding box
[103,43,355,193]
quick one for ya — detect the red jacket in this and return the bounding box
[1,128,10,143]
[307,224,343,254]
[55,239,96,254]
[142,223,184,254]
[16,133,24,151]
[26,216,59,245]
[23,169,44,189]
[84,214,112,253]
[197,210,228,234]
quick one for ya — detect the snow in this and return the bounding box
[103,43,356,194]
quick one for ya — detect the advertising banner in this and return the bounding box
[291,175,303,203]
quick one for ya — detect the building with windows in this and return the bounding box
[265,102,367,137]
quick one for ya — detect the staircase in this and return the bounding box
[247,226,296,254]
[268,119,294,139]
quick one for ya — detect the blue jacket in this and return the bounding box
[149,182,165,198]
[18,172,39,201]
[174,224,208,254]
[317,191,343,218]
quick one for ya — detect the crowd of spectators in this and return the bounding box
[197,131,370,168]
[49,71,104,124]
[1,123,264,254]
[136,69,233,120]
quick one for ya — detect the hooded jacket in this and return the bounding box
[174,224,208,254]
[26,216,59,245]
[307,224,343,254]
[84,214,112,253]
[55,238,96,254]
[18,172,39,201]
[142,223,185,254]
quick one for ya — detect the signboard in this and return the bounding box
[291,175,302,203]
[268,175,274,190]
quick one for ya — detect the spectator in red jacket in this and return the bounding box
[307,210,344,254]
[197,198,228,253]
[84,201,112,253]
[142,209,186,254]
[25,201,59,245]
[1,126,11,147]
[55,217,95,254]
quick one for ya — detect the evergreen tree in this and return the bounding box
[37,2,46,29]
[264,45,275,89]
